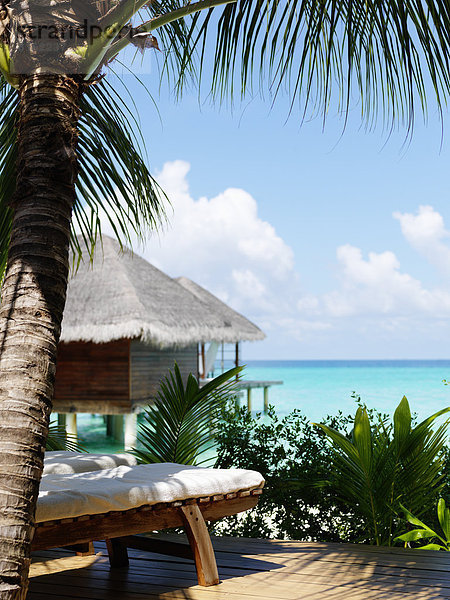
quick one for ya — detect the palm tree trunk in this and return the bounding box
[0,74,81,599]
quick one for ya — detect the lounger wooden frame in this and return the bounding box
[32,487,263,586]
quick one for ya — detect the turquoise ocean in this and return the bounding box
[77,359,450,451]
[241,360,450,422]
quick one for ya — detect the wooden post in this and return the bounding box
[200,343,206,379]
[112,414,124,443]
[264,387,269,413]
[247,388,252,412]
[66,542,95,557]
[106,414,113,437]
[106,538,129,568]
[124,413,137,450]
[180,504,219,586]
[65,413,77,438]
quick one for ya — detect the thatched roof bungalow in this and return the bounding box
[53,235,264,416]
[175,276,264,343]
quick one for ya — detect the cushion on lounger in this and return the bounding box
[37,463,264,523]
[43,451,138,475]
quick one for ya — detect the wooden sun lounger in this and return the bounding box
[32,486,263,586]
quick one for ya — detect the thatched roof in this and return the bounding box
[175,276,265,343]
[60,236,265,347]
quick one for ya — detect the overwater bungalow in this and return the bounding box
[53,235,265,446]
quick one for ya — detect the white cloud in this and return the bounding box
[99,160,298,317]
[393,205,450,274]
[296,295,320,313]
[293,208,450,328]
[153,160,295,285]
[321,243,450,318]
[231,269,267,304]
[94,163,450,357]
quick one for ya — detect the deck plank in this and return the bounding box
[29,536,450,599]
[31,549,450,584]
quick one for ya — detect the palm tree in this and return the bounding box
[0,1,450,597]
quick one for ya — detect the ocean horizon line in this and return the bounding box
[243,359,450,368]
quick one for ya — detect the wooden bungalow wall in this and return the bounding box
[130,341,198,405]
[53,340,198,414]
[53,340,130,414]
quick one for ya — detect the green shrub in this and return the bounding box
[213,398,450,545]
[132,366,450,546]
[315,397,450,545]
[213,404,366,541]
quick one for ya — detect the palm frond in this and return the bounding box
[183,0,450,130]
[46,423,86,452]
[134,364,242,466]
[315,398,450,546]
[101,0,201,94]
[0,73,167,275]
[73,78,167,263]
[396,498,450,551]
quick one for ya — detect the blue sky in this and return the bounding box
[101,52,450,361]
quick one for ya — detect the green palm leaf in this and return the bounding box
[315,398,450,545]
[392,404,450,518]
[46,423,86,452]
[0,74,166,275]
[73,79,167,261]
[134,364,242,466]
[396,499,450,550]
[1,1,450,274]
[185,0,450,128]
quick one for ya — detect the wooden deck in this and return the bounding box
[29,535,450,599]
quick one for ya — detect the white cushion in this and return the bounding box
[43,451,137,475]
[37,463,264,523]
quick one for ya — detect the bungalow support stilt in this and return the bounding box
[112,415,124,443]
[106,414,113,437]
[124,413,137,450]
[65,413,77,438]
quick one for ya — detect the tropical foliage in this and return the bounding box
[212,398,450,544]
[396,498,450,551]
[213,403,365,541]
[134,364,241,465]
[45,423,85,452]
[314,397,450,546]
[0,0,235,271]
[0,80,172,275]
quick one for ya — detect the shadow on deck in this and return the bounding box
[29,535,450,599]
